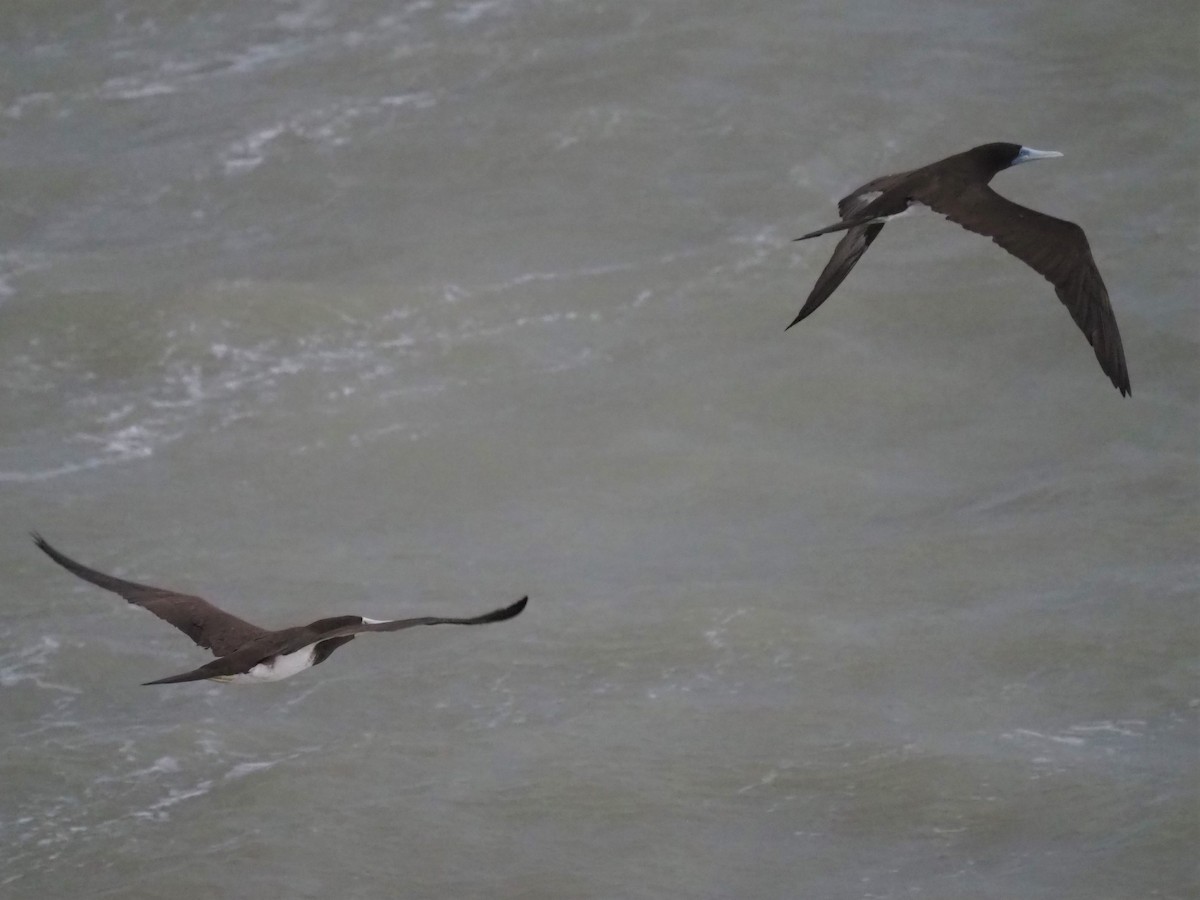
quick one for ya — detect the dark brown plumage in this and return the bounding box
[790,142,1130,396]
[32,533,528,686]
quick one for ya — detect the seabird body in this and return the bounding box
[790,142,1130,395]
[32,533,527,686]
[214,644,318,684]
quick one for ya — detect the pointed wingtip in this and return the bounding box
[460,595,528,626]
[142,672,197,686]
[463,595,529,625]
[1115,371,1131,396]
[30,531,57,558]
[1108,364,1131,397]
[489,595,528,623]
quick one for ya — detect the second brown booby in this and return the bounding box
[33,533,528,686]
[790,142,1130,395]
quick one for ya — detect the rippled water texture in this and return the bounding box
[2,1,1196,898]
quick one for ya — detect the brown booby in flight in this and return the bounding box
[33,533,528,686]
[790,142,1130,395]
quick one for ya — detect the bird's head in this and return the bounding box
[975,142,1062,171]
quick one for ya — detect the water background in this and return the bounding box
[2,1,1196,897]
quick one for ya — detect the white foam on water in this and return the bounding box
[1,731,326,875]
[4,92,58,119]
[221,123,286,173]
[0,636,80,695]
[380,92,437,110]
[219,92,440,175]
[133,781,216,820]
[98,78,177,100]
[224,760,279,780]
[445,0,510,25]
[1065,720,1146,738]
[1006,728,1086,747]
[1004,719,1152,753]
[126,756,181,779]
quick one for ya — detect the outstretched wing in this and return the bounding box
[917,183,1130,395]
[788,175,914,328]
[788,222,885,328]
[787,161,922,330]
[316,596,529,642]
[141,598,529,686]
[33,533,269,657]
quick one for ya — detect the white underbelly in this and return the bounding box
[217,645,317,684]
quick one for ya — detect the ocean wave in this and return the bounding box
[0,731,320,882]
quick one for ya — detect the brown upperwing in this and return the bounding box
[302,596,530,646]
[916,183,1130,395]
[33,533,270,657]
[788,170,915,329]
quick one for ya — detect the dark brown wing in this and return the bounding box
[32,533,269,656]
[918,184,1130,395]
[788,222,885,328]
[787,169,919,329]
[310,596,529,643]
[141,652,263,686]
